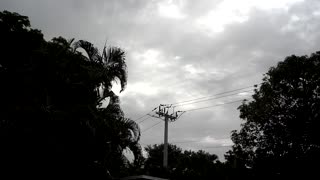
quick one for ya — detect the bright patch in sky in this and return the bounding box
[238,92,251,96]
[196,0,304,34]
[209,69,229,81]
[132,49,161,66]
[183,64,205,75]
[126,82,159,96]
[174,55,181,60]
[157,0,186,19]
[111,79,122,96]
[132,49,171,70]
[314,11,320,16]
[202,136,233,146]
[281,15,302,33]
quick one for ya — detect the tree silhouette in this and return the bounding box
[143,144,222,179]
[226,52,320,179]
[0,10,141,179]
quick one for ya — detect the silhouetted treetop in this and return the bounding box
[226,52,320,179]
[143,143,222,179]
[0,10,31,31]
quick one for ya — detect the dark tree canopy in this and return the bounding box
[143,144,223,179]
[226,52,320,179]
[0,10,141,179]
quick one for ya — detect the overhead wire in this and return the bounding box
[137,116,152,124]
[171,83,260,105]
[133,107,158,122]
[134,114,149,121]
[134,84,259,122]
[173,89,254,107]
[142,121,162,133]
[182,98,252,112]
[137,84,257,153]
[140,98,252,145]
[138,84,257,147]
[140,98,253,134]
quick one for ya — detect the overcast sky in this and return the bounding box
[2,0,320,161]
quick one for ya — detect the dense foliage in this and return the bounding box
[226,52,320,179]
[143,144,226,179]
[0,10,142,179]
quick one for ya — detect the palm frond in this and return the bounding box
[68,38,75,46]
[75,40,127,93]
[102,44,107,63]
[122,118,141,142]
[104,47,127,92]
[73,40,102,63]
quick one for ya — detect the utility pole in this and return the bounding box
[152,104,185,169]
[164,114,169,168]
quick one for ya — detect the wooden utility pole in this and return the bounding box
[153,104,184,169]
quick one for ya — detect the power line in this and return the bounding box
[134,114,149,121]
[174,89,254,107]
[133,107,158,122]
[140,99,252,134]
[137,116,152,124]
[142,121,162,133]
[134,84,259,121]
[182,98,252,112]
[171,84,260,105]
[140,98,252,139]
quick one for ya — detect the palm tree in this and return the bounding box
[73,40,127,100]
[73,40,143,176]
